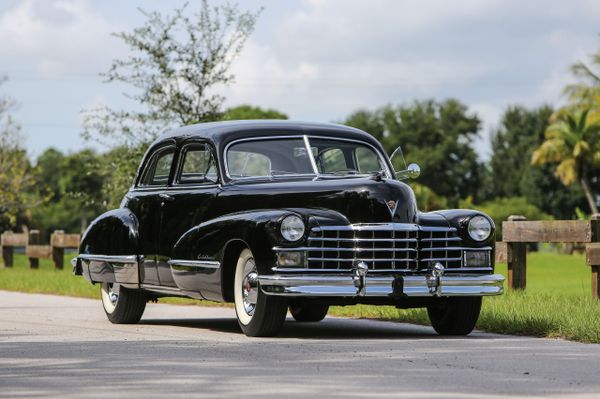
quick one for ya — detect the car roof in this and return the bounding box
[150,120,382,151]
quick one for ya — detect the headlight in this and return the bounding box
[467,216,492,241]
[280,215,305,241]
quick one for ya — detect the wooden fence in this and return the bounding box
[3,218,600,299]
[1,230,80,269]
[495,214,600,299]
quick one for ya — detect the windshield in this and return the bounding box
[226,136,389,180]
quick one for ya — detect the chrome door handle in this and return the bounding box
[159,193,174,202]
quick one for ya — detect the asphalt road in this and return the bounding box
[1,291,599,399]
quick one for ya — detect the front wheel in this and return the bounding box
[290,303,329,322]
[234,248,288,337]
[101,282,147,324]
[427,297,482,336]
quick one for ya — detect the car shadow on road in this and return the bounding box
[140,316,500,340]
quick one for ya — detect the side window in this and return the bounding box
[227,151,271,177]
[316,147,347,173]
[178,144,218,184]
[355,147,382,173]
[140,148,175,186]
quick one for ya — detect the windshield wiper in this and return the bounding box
[270,170,300,176]
[323,169,361,176]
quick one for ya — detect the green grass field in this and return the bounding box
[1,252,599,342]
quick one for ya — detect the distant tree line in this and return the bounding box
[1,1,600,240]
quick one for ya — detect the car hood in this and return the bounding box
[217,177,418,224]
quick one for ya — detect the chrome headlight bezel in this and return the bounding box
[467,215,492,242]
[280,215,305,242]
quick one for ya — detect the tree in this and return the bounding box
[463,197,551,240]
[82,1,262,207]
[564,44,600,104]
[32,149,105,234]
[343,99,483,206]
[532,108,600,214]
[223,105,287,120]
[489,105,586,219]
[0,76,44,230]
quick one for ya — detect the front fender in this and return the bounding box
[172,208,350,274]
[432,209,496,247]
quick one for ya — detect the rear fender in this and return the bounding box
[76,208,141,287]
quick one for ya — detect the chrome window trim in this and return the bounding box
[132,184,221,193]
[223,134,392,181]
[224,135,312,181]
[308,135,392,178]
[137,144,177,188]
[173,141,220,187]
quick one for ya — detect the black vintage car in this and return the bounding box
[73,120,504,336]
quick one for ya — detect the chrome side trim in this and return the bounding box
[168,259,221,269]
[259,273,504,297]
[77,254,139,264]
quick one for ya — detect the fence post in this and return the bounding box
[507,215,527,290]
[51,230,64,270]
[590,214,600,299]
[28,230,40,269]
[1,232,13,267]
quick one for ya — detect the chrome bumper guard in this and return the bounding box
[259,272,505,298]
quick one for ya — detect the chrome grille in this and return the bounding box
[418,227,462,269]
[305,223,464,271]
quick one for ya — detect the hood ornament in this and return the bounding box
[386,200,398,217]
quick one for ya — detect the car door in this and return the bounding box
[128,142,176,286]
[156,141,221,287]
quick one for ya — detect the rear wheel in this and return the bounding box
[427,297,482,336]
[234,248,287,337]
[290,303,329,322]
[101,282,147,324]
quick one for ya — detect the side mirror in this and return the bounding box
[396,163,420,180]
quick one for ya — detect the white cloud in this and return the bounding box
[0,0,123,77]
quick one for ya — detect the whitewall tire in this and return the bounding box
[100,282,147,324]
[233,248,287,336]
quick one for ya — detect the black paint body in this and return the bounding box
[78,121,495,303]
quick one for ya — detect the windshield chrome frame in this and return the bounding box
[223,135,392,182]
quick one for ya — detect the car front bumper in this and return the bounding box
[259,273,505,298]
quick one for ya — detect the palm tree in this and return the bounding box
[564,47,600,105]
[532,108,600,214]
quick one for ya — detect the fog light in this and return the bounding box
[463,250,490,267]
[277,251,305,267]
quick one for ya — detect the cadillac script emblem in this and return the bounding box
[387,200,398,217]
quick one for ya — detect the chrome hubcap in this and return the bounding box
[242,258,258,316]
[107,283,119,306]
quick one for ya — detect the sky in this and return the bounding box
[1,0,600,160]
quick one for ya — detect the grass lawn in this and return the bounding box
[1,251,599,343]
